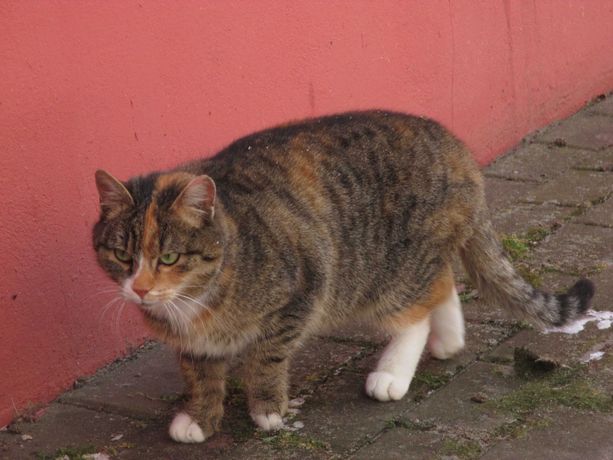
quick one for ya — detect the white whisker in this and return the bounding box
[174,296,207,333]
[97,296,123,325]
[175,293,210,311]
[113,300,128,336]
[80,287,122,304]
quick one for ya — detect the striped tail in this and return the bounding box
[459,212,595,327]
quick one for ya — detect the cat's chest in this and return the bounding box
[172,300,260,358]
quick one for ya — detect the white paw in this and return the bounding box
[365,371,410,402]
[169,412,206,443]
[428,334,464,360]
[251,412,284,431]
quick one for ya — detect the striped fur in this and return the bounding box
[93,110,594,441]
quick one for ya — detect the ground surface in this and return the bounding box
[2,95,613,460]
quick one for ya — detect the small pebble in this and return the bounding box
[292,421,304,429]
[470,393,488,403]
[110,433,123,441]
[21,434,33,441]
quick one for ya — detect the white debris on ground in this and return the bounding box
[20,434,33,441]
[82,454,111,460]
[110,433,123,441]
[280,399,307,431]
[288,397,305,408]
[582,351,605,363]
[281,420,305,432]
[543,310,613,335]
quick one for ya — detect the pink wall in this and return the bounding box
[2,1,613,427]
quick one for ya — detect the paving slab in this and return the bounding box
[484,324,612,369]
[289,336,373,396]
[587,94,613,116]
[59,343,182,420]
[114,419,243,460]
[589,268,613,311]
[230,434,331,460]
[316,321,389,347]
[522,169,612,206]
[401,362,519,434]
[530,222,613,273]
[571,146,613,171]
[481,409,613,460]
[352,428,448,460]
[1,404,145,460]
[485,143,607,183]
[484,177,538,211]
[534,112,613,150]
[489,202,570,236]
[576,194,613,227]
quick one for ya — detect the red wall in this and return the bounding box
[2,1,613,427]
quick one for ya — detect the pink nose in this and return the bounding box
[134,288,149,299]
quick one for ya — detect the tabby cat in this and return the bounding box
[93,111,594,443]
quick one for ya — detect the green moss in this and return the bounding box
[485,355,514,365]
[159,392,184,403]
[501,235,529,261]
[490,367,613,415]
[501,226,552,262]
[36,444,97,460]
[261,431,328,451]
[228,416,256,442]
[523,227,551,245]
[413,371,451,391]
[493,416,551,440]
[459,290,476,303]
[385,416,435,431]
[440,438,482,460]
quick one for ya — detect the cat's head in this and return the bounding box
[92,170,224,322]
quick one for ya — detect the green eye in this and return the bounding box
[114,248,132,263]
[159,253,180,265]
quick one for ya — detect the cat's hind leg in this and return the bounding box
[365,314,430,401]
[428,285,465,360]
[366,268,455,402]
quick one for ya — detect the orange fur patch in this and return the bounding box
[384,267,455,330]
[155,172,193,192]
[133,265,155,293]
[142,201,159,260]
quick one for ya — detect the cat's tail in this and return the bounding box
[459,212,595,327]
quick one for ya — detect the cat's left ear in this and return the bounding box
[95,169,134,218]
[171,175,216,224]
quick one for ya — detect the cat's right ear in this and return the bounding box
[95,170,134,218]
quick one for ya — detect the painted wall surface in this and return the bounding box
[2,1,613,426]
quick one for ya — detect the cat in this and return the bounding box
[93,111,594,443]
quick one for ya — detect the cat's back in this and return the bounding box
[193,110,474,202]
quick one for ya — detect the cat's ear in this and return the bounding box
[171,175,216,224]
[95,170,134,218]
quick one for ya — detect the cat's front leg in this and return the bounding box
[169,354,227,443]
[243,344,291,431]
